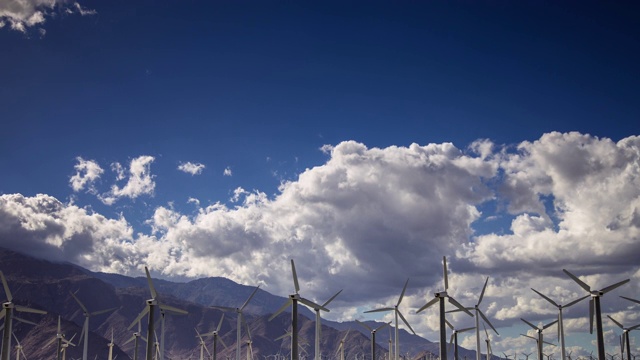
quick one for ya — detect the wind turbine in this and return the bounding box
[335,329,350,360]
[531,288,589,360]
[129,266,188,360]
[310,290,342,360]
[12,333,26,360]
[482,323,492,360]
[269,260,327,360]
[364,278,415,360]
[201,314,228,360]
[196,328,212,360]
[212,285,260,360]
[43,316,66,360]
[521,318,558,360]
[607,315,640,360]
[0,270,47,360]
[356,320,391,360]
[520,334,555,360]
[416,257,474,360]
[562,269,629,360]
[523,353,533,360]
[387,326,392,360]
[59,334,77,360]
[108,329,115,360]
[70,290,118,360]
[448,276,498,360]
[445,319,474,360]
[124,319,146,360]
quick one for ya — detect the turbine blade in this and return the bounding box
[13,316,37,326]
[397,310,416,335]
[242,313,252,341]
[211,306,237,312]
[299,297,327,312]
[531,288,559,307]
[374,321,391,332]
[608,315,624,329]
[241,286,260,311]
[564,294,590,308]
[478,277,489,306]
[79,322,86,344]
[123,336,136,346]
[14,305,46,314]
[543,319,558,330]
[364,307,394,313]
[291,259,300,294]
[91,307,119,317]
[44,336,57,348]
[216,313,225,332]
[397,278,410,306]
[443,256,449,291]
[417,297,439,314]
[448,297,474,317]
[128,306,149,330]
[322,289,343,308]
[144,266,158,299]
[628,323,640,331]
[159,304,188,315]
[459,327,475,333]
[521,318,539,330]
[70,291,89,313]
[445,319,454,330]
[355,319,372,332]
[479,310,499,335]
[543,340,555,346]
[0,308,5,320]
[449,333,454,345]
[620,296,640,305]
[589,298,594,334]
[268,299,292,321]
[342,328,351,342]
[219,335,229,349]
[601,279,630,294]
[0,271,12,302]
[562,269,591,293]
[557,313,560,342]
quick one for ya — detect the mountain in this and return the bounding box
[0,247,481,360]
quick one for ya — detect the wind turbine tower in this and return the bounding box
[563,269,629,360]
[356,320,390,360]
[70,290,118,360]
[521,318,558,360]
[213,285,260,360]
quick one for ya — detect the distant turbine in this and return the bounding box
[335,329,350,360]
[531,288,589,360]
[365,278,416,360]
[310,290,342,360]
[356,320,390,360]
[445,319,474,360]
[129,266,188,360]
[521,318,558,360]
[607,315,640,360]
[269,260,327,360]
[11,333,26,360]
[416,257,473,360]
[196,328,212,360]
[108,329,115,360]
[562,269,629,360]
[212,285,260,360]
[70,290,118,360]
[0,270,47,360]
[124,320,146,360]
[482,323,492,360]
[201,314,228,360]
[59,333,77,360]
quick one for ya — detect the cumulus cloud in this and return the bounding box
[1,132,640,353]
[99,156,156,205]
[178,161,205,175]
[69,157,103,193]
[0,0,95,33]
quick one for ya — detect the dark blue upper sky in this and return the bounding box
[1,0,639,218]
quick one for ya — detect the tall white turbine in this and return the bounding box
[335,329,350,360]
[70,290,118,360]
[310,290,342,360]
[521,318,558,360]
[269,260,327,360]
[445,319,474,360]
[0,270,47,360]
[201,314,228,360]
[212,285,260,360]
[129,266,188,360]
[416,257,474,360]
[607,315,640,360]
[364,278,416,360]
[356,320,390,360]
[531,288,589,360]
[562,269,629,360]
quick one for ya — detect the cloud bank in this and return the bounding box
[0,0,95,33]
[1,132,639,354]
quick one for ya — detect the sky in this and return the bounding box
[1,0,640,357]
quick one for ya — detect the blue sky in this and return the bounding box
[1,1,640,357]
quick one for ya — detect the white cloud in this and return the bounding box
[0,0,95,33]
[178,161,205,175]
[1,133,640,349]
[99,156,156,205]
[223,166,232,176]
[69,157,103,193]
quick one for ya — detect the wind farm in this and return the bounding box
[0,248,638,360]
